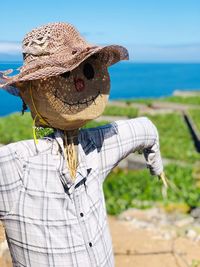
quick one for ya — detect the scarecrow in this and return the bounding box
[0,22,166,267]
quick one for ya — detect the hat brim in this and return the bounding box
[0,45,129,88]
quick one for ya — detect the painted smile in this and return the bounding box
[53,89,101,107]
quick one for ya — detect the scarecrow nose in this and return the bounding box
[74,78,85,92]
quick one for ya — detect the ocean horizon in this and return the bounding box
[0,61,200,116]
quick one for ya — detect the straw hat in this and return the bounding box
[0,22,129,131]
[1,22,128,87]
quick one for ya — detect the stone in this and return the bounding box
[191,208,200,219]
[174,217,194,227]
[185,229,198,241]
[118,207,164,223]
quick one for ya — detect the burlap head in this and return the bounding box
[18,55,110,130]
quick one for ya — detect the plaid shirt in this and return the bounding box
[0,117,163,267]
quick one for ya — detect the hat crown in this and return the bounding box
[22,22,89,62]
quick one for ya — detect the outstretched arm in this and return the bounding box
[93,117,163,181]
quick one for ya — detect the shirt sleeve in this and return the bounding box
[93,117,163,181]
[0,145,23,219]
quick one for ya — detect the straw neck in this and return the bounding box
[64,129,79,145]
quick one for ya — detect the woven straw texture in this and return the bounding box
[19,57,110,130]
[2,22,128,86]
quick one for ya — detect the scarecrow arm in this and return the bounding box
[93,117,163,181]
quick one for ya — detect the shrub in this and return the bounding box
[103,105,138,118]
[103,164,200,215]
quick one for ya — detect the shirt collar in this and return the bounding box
[53,129,98,184]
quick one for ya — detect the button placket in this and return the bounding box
[73,185,95,252]
[73,194,97,267]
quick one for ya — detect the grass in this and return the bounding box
[0,112,199,163]
[160,95,200,106]
[0,112,33,144]
[147,113,200,163]
[104,164,200,215]
[0,108,200,216]
[0,112,110,144]
[125,98,154,106]
[84,120,110,129]
[103,105,138,118]
[125,95,200,106]
[189,109,200,133]
[0,112,54,144]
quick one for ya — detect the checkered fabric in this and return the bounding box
[0,117,163,267]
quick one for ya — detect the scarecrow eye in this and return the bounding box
[83,63,94,80]
[60,71,70,79]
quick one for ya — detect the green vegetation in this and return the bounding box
[148,113,200,163]
[125,95,200,106]
[0,112,53,144]
[189,109,200,132]
[191,259,200,267]
[0,113,32,144]
[125,98,153,106]
[160,95,200,106]
[0,95,200,216]
[0,112,110,144]
[84,120,110,129]
[103,105,138,118]
[104,164,200,215]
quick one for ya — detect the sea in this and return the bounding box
[0,62,200,116]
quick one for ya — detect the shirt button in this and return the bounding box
[80,213,84,217]
[89,242,92,247]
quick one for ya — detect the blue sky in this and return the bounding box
[0,0,200,62]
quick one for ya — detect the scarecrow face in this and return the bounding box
[19,56,110,130]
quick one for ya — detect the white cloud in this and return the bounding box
[126,44,200,62]
[0,41,21,54]
[0,41,200,62]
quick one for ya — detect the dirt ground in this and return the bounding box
[109,216,200,267]
[0,216,200,267]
